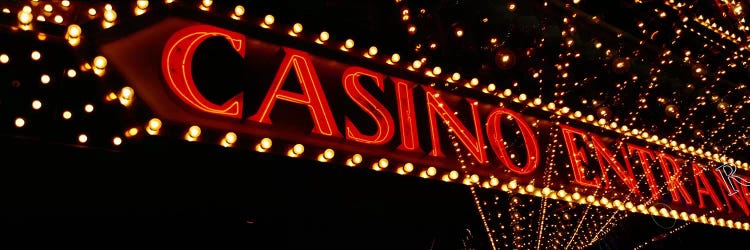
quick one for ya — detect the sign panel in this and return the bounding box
[102,17,750,225]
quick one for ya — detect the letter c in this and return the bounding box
[162,25,245,119]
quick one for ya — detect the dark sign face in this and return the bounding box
[101,17,750,226]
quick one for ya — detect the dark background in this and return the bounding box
[2,0,750,249]
[0,136,490,250]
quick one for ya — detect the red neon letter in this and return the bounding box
[342,67,395,145]
[422,86,487,164]
[162,24,244,118]
[249,47,341,137]
[627,144,660,201]
[739,176,750,207]
[560,125,600,188]
[485,107,539,174]
[590,136,638,194]
[712,168,750,215]
[392,78,422,153]
[656,153,695,205]
[692,162,725,211]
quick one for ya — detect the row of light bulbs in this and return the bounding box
[500,179,750,231]
[10,0,748,222]
[52,0,743,170]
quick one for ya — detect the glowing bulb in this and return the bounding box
[367,46,378,57]
[316,31,329,44]
[586,195,595,203]
[67,69,77,78]
[0,54,8,64]
[93,56,107,69]
[113,136,122,146]
[221,132,237,147]
[289,23,303,36]
[377,158,389,168]
[261,15,274,28]
[18,11,33,26]
[346,154,363,166]
[508,180,518,189]
[146,118,162,135]
[412,60,422,69]
[78,134,88,143]
[431,66,441,75]
[200,0,212,11]
[389,53,400,64]
[403,163,414,172]
[67,24,81,38]
[84,104,94,113]
[14,117,25,128]
[451,72,461,81]
[288,144,304,157]
[318,148,335,162]
[62,111,72,120]
[32,100,42,110]
[293,23,303,33]
[232,5,245,19]
[345,39,354,49]
[426,166,437,176]
[137,0,149,9]
[186,125,201,141]
[119,86,134,106]
[125,127,139,138]
[40,74,50,84]
[31,51,41,61]
[449,170,459,180]
[103,9,117,23]
[256,138,273,152]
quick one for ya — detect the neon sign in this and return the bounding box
[148,23,750,223]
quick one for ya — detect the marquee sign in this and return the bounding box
[101,17,750,228]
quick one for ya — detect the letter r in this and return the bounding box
[716,164,750,196]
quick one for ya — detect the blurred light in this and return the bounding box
[14,118,25,128]
[256,138,273,152]
[261,15,274,28]
[387,53,400,64]
[317,148,335,162]
[146,118,162,135]
[341,39,355,51]
[231,5,244,20]
[32,100,42,110]
[346,154,363,166]
[78,134,88,143]
[221,132,237,147]
[199,0,212,11]
[185,125,201,141]
[40,74,50,84]
[315,31,329,44]
[31,51,41,61]
[125,128,140,138]
[119,86,134,106]
[288,144,305,157]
